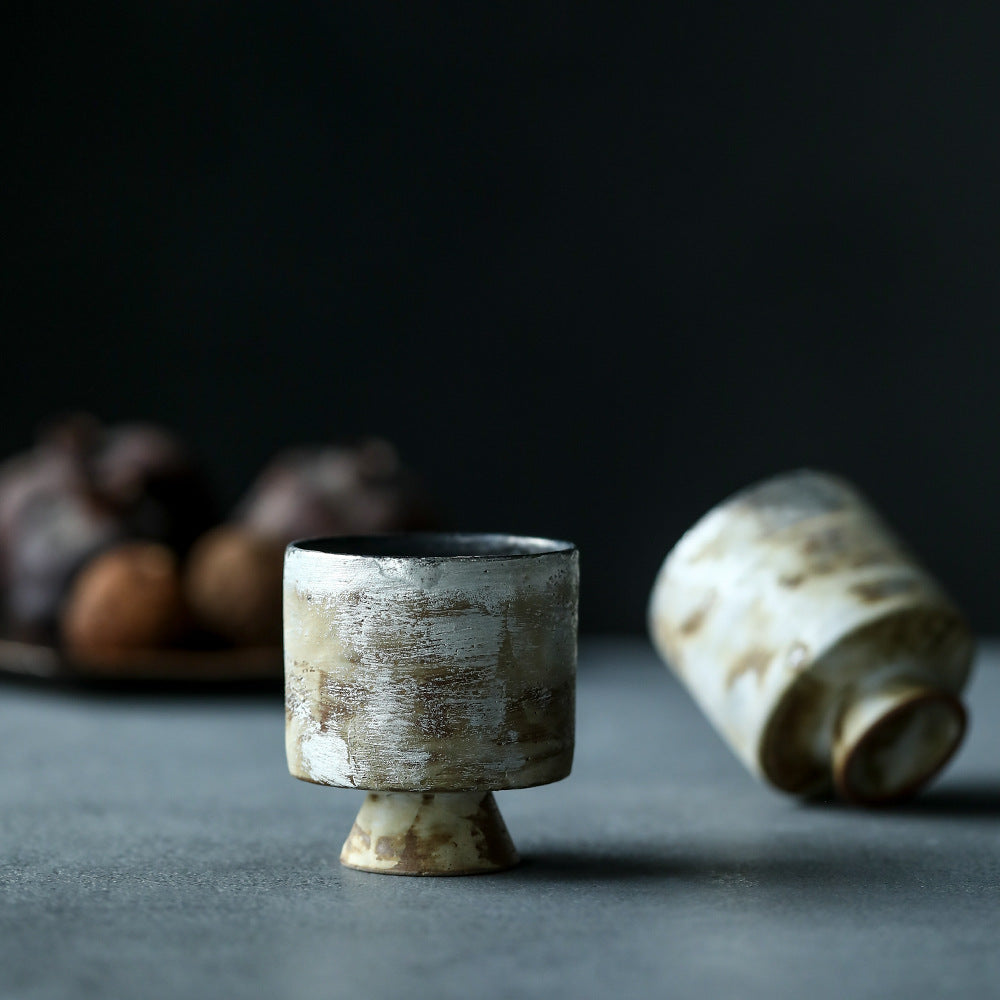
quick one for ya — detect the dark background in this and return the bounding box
[4,3,1000,633]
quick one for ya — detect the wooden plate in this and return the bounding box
[0,638,282,687]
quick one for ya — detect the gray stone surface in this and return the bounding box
[2,637,999,999]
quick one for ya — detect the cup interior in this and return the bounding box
[291,533,575,560]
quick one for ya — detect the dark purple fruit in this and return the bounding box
[236,439,436,545]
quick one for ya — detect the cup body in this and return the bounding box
[285,533,578,793]
[648,471,973,800]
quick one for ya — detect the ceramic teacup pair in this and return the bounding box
[283,471,974,876]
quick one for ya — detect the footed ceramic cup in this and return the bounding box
[284,533,578,875]
[648,470,975,804]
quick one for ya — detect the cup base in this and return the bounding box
[340,791,520,876]
[833,683,966,804]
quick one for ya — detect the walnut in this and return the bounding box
[61,542,188,656]
[184,525,284,646]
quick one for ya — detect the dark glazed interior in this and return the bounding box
[292,533,576,560]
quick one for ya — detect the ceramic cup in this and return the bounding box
[648,470,974,804]
[284,533,578,874]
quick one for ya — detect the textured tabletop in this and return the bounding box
[2,638,999,999]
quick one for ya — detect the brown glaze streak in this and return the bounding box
[464,793,518,865]
[366,797,458,870]
[365,826,456,869]
[849,578,919,604]
[375,835,396,859]
[318,677,368,728]
[801,524,848,556]
[497,679,574,750]
[346,822,372,851]
[689,534,729,564]
[393,593,480,620]
[398,826,456,867]
[725,648,773,691]
[679,591,717,636]
[792,520,903,578]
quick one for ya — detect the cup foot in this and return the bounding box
[340,791,519,876]
[832,682,966,804]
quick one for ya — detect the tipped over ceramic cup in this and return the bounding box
[648,470,974,804]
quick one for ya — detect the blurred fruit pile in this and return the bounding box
[0,415,434,663]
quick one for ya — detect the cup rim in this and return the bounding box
[287,532,577,561]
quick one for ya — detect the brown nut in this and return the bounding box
[61,542,188,656]
[184,525,284,646]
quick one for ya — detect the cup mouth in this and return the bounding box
[288,532,577,561]
[833,687,966,805]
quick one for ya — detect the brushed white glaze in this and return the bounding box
[284,542,578,792]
